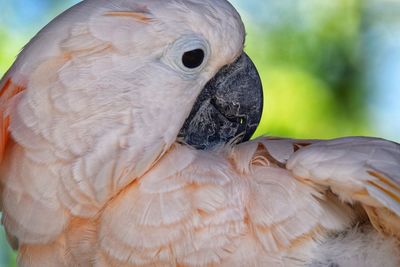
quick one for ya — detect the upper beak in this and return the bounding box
[178,52,263,150]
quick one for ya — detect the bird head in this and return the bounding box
[3,0,262,183]
[82,0,264,149]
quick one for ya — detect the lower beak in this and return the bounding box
[178,52,263,150]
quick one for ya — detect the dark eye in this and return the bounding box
[182,49,205,69]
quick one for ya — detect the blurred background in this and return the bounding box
[0,0,399,265]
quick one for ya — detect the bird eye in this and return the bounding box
[182,49,205,69]
[163,35,210,75]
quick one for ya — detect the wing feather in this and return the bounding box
[286,137,400,237]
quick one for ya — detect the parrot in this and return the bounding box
[0,0,399,266]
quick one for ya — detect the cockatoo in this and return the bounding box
[0,0,399,266]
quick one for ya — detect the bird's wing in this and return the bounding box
[286,136,400,238]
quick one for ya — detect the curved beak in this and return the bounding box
[178,52,263,150]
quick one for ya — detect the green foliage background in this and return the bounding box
[0,0,399,266]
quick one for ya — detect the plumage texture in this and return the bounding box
[0,0,399,266]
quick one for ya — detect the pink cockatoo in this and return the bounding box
[0,0,399,266]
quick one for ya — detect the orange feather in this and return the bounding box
[0,77,26,162]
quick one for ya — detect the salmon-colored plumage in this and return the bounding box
[0,0,399,266]
[0,78,26,162]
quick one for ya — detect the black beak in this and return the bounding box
[178,52,263,150]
